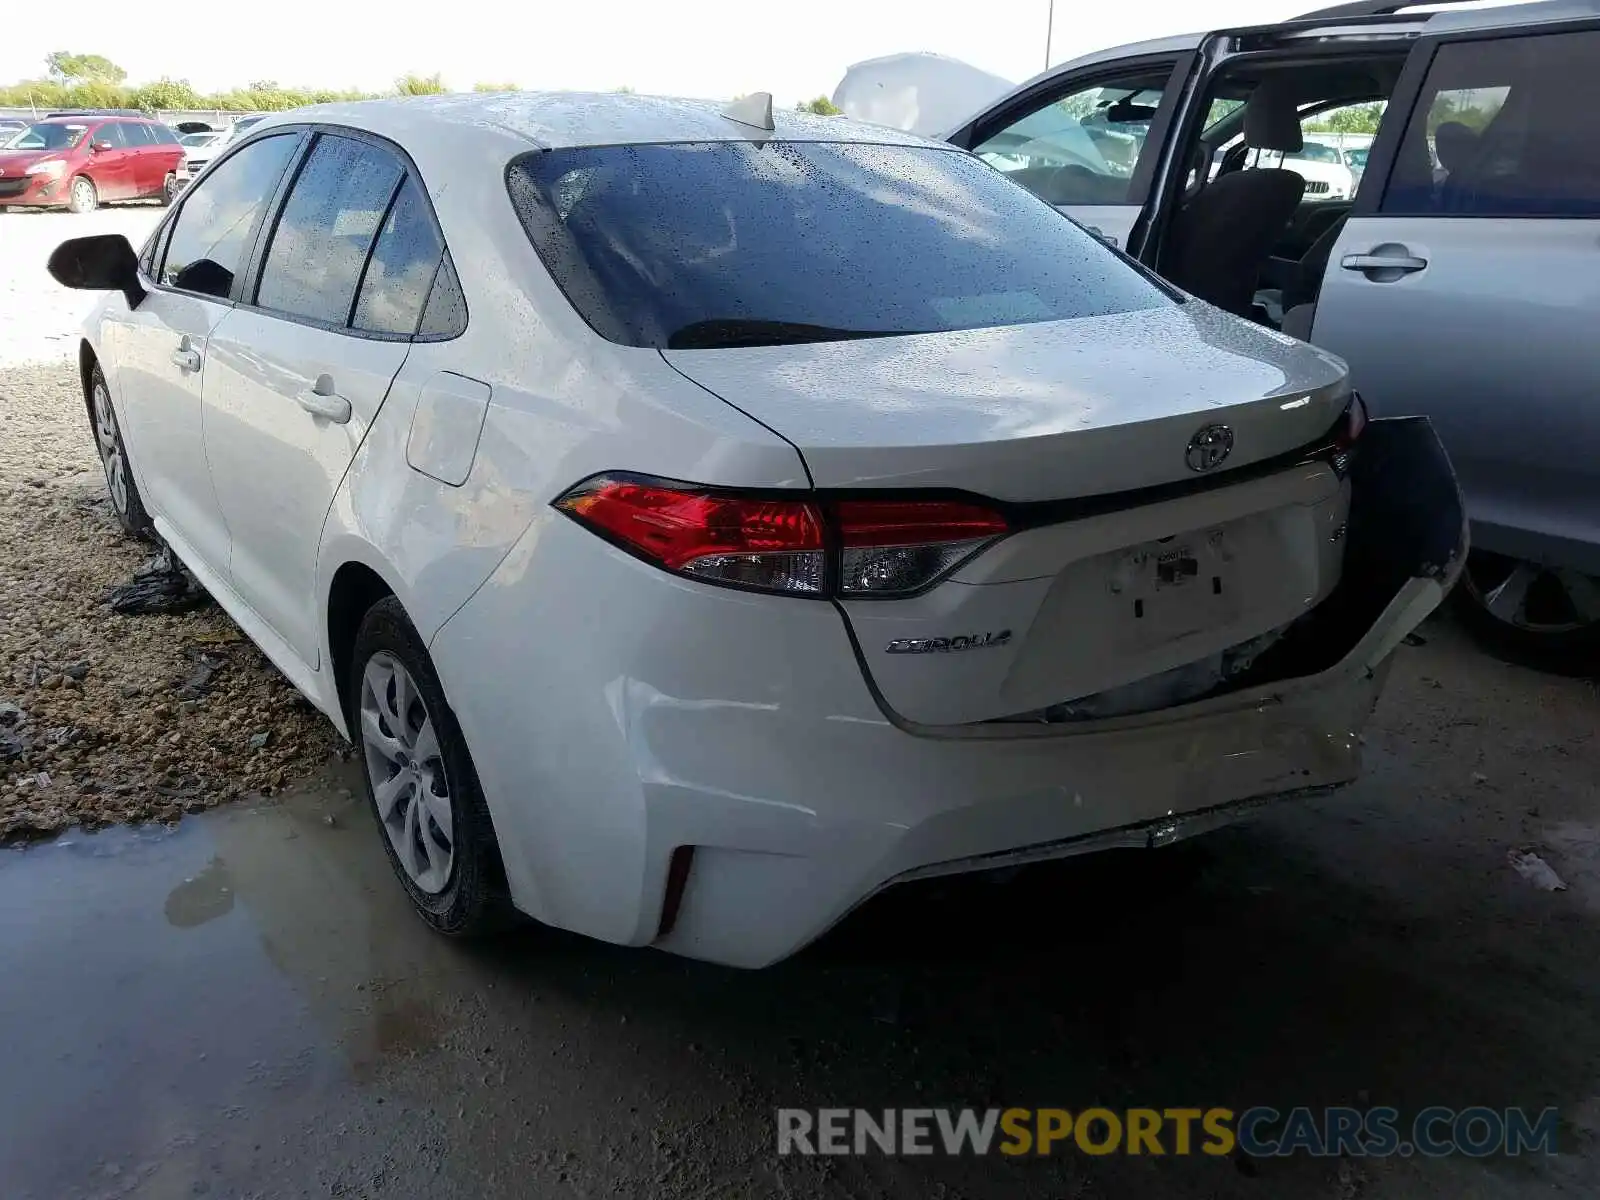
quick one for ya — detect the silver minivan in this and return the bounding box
[856,0,1600,670]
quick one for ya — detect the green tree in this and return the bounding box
[473,82,518,92]
[1304,102,1385,136]
[131,78,201,113]
[395,72,446,96]
[796,95,840,116]
[45,52,127,84]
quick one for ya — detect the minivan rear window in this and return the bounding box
[505,141,1170,349]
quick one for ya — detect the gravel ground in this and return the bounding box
[0,209,338,840]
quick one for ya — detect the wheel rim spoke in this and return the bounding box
[1482,560,1536,625]
[420,777,453,844]
[360,707,403,765]
[372,770,412,821]
[412,716,440,767]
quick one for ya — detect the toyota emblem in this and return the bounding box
[1185,424,1234,473]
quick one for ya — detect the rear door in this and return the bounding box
[124,121,176,197]
[1312,19,1600,574]
[201,130,434,666]
[945,47,1195,250]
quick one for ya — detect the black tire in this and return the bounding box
[87,362,155,539]
[67,175,98,214]
[160,173,179,206]
[349,596,514,935]
[1453,550,1600,676]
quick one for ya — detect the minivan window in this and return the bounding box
[1382,29,1600,216]
[256,134,404,326]
[506,141,1170,349]
[161,133,299,299]
[123,123,157,147]
[353,174,445,335]
[92,123,126,149]
[7,123,86,151]
[971,70,1175,206]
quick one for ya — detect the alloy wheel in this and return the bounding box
[1462,552,1600,635]
[92,376,129,517]
[71,177,96,212]
[360,651,454,894]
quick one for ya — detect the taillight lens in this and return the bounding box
[834,499,1009,597]
[1327,393,1368,478]
[554,476,1009,599]
[554,475,826,595]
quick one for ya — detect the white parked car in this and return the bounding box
[49,92,1462,967]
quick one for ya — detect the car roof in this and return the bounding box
[245,91,944,151]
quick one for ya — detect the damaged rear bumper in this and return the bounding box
[436,419,1464,967]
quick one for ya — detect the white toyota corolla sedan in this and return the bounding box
[48,91,1465,967]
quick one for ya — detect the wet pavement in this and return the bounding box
[3,619,1600,1199]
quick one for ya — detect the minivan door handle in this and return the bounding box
[170,335,201,372]
[295,373,352,424]
[1341,251,1428,277]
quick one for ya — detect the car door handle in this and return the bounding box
[296,375,352,424]
[1341,252,1427,274]
[170,346,201,372]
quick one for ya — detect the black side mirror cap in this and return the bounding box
[47,234,146,310]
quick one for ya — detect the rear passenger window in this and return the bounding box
[1381,30,1600,216]
[93,123,126,148]
[353,175,444,335]
[256,134,404,326]
[124,123,157,147]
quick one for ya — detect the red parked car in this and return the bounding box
[0,115,185,213]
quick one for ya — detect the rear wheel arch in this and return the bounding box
[327,561,398,727]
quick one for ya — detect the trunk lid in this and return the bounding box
[663,302,1350,502]
[666,303,1355,727]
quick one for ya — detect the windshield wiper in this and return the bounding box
[665,319,915,350]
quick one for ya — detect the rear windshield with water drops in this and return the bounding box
[505,140,1171,349]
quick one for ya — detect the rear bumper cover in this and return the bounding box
[431,417,1464,967]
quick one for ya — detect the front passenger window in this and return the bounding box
[255,134,405,326]
[971,69,1173,206]
[161,133,299,299]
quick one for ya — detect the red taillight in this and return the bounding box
[554,475,826,595]
[554,477,1010,599]
[1328,393,1368,477]
[834,499,1009,597]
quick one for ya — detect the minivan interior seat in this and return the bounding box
[1164,79,1307,316]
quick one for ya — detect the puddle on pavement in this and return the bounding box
[0,765,487,1197]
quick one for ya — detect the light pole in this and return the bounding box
[1045,0,1055,72]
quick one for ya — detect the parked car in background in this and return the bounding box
[49,92,1461,966]
[867,0,1600,670]
[223,114,269,144]
[178,129,226,181]
[0,115,184,212]
[0,118,27,146]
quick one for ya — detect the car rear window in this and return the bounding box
[505,140,1171,349]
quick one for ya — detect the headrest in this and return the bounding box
[1244,80,1304,154]
[1433,121,1478,171]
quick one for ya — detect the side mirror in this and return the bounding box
[92,140,114,153]
[47,234,146,310]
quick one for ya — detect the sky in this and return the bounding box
[1,0,1308,104]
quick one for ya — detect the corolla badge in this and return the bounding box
[885,630,1012,655]
[1185,424,1234,473]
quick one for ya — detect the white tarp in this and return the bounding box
[831,52,1014,139]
